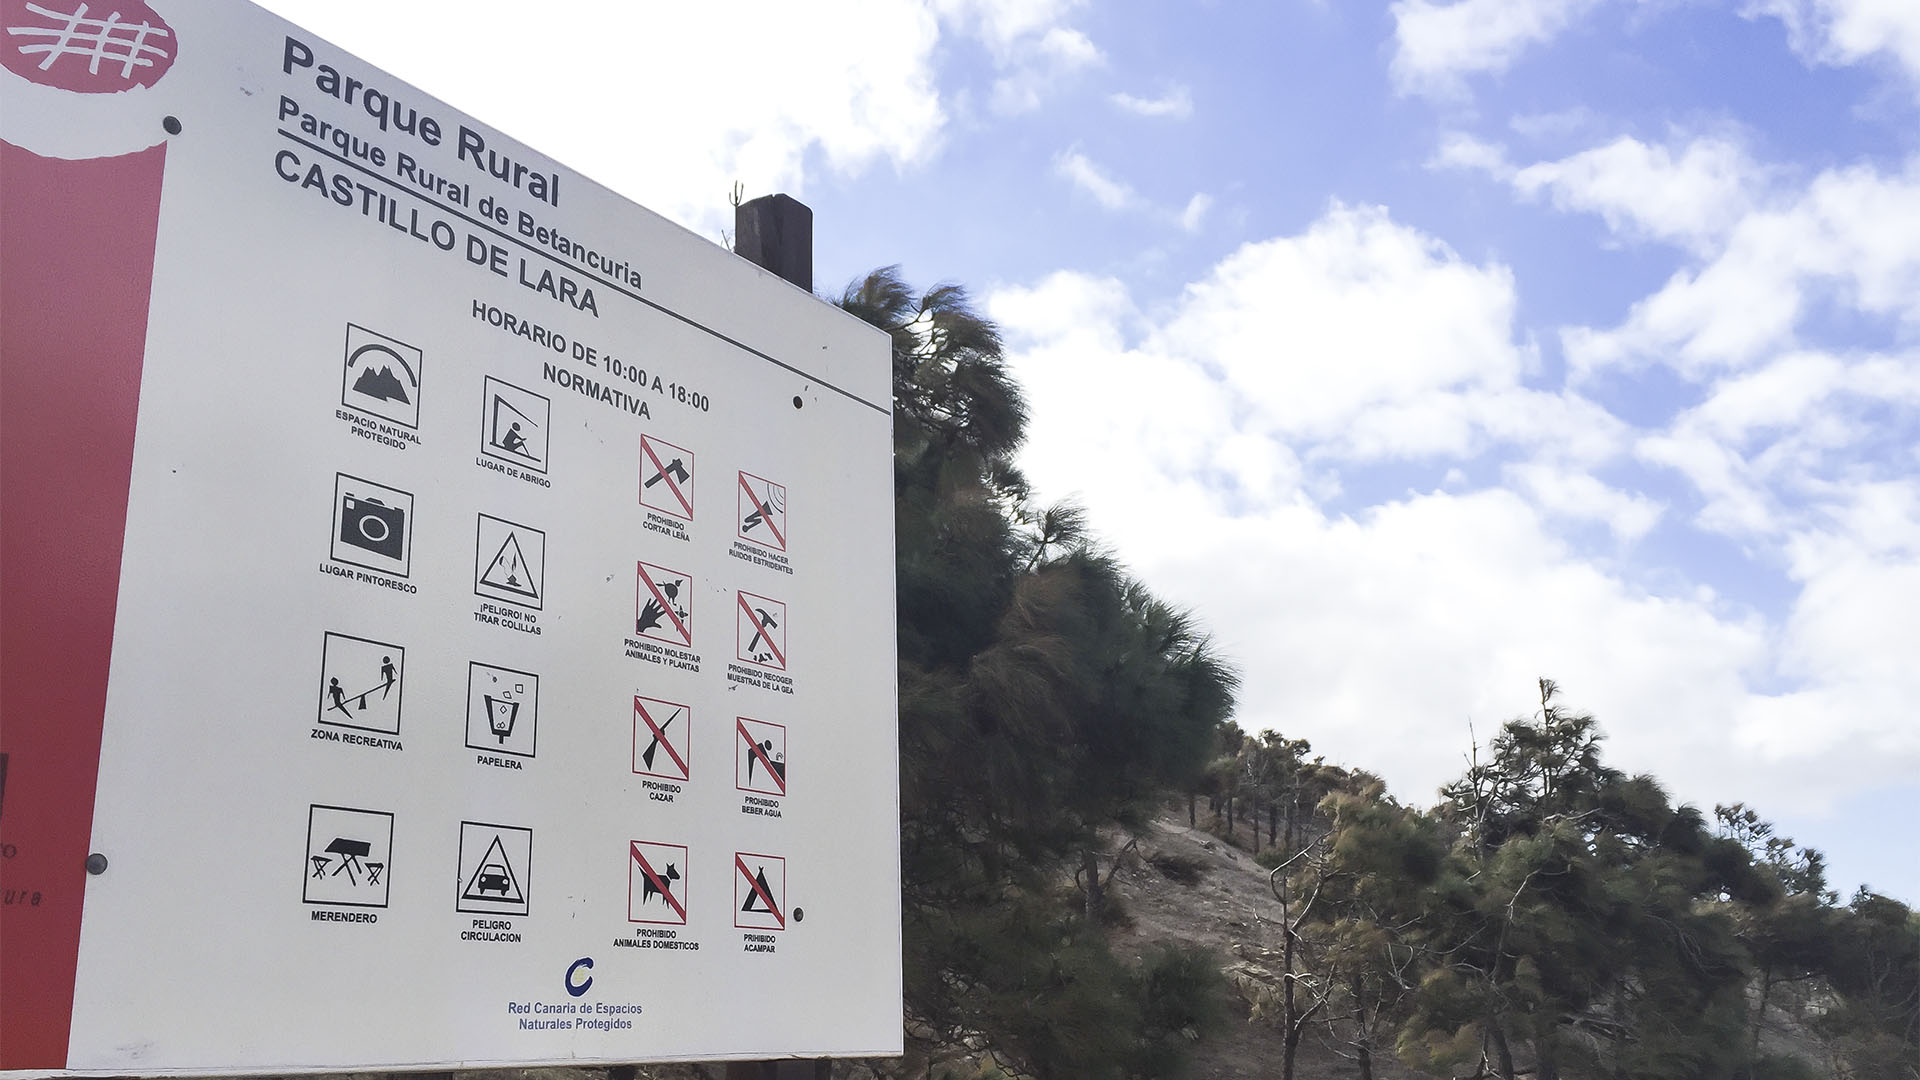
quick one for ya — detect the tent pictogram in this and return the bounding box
[735,717,787,797]
[734,852,786,931]
[475,513,546,610]
[303,804,393,909]
[456,821,532,916]
[480,376,550,473]
[628,840,688,925]
[737,590,787,670]
[633,694,692,781]
[635,561,693,647]
[737,471,787,552]
[639,433,695,521]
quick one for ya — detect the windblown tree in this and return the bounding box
[841,267,1237,1078]
[1378,680,1766,1078]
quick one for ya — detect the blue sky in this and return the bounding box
[260,0,1919,902]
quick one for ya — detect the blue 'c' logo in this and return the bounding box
[565,956,594,997]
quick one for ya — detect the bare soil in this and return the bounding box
[1101,815,1428,1080]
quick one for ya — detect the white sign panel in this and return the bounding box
[0,0,899,1072]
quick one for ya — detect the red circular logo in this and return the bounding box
[2,0,176,92]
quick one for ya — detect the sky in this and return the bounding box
[253,0,1919,903]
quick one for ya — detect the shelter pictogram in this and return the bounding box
[737,471,787,552]
[480,376,550,473]
[635,561,693,646]
[639,433,694,521]
[734,852,786,931]
[456,821,531,916]
[475,513,546,609]
[628,840,688,925]
[633,694,692,781]
[737,590,786,670]
[331,472,413,577]
[735,717,787,797]
[466,662,538,757]
[303,804,393,908]
[340,324,422,430]
[316,631,403,735]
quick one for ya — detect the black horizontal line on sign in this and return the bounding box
[275,128,889,416]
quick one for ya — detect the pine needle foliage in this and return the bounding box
[839,267,1237,1079]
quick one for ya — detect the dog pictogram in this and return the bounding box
[628,840,688,925]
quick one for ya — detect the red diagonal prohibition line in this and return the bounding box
[635,697,690,779]
[631,842,687,922]
[736,717,786,795]
[735,854,784,928]
[642,436,694,519]
[737,592,786,668]
[639,563,692,645]
[738,472,786,550]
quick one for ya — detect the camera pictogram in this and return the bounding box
[330,473,414,577]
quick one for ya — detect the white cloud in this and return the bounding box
[1147,202,1580,460]
[987,209,1920,817]
[1054,148,1141,210]
[1395,0,1920,102]
[1053,151,1216,234]
[1177,192,1213,233]
[1512,136,1763,251]
[1111,85,1194,119]
[1437,132,1766,252]
[933,0,1103,114]
[1566,158,1920,379]
[1433,131,1515,174]
[1636,348,1920,539]
[1504,461,1664,541]
[1390,0,1603,96]
[935,0,1086,55]
[255,0,1107,233]
[988,27,1103,114]
[1748,0,1920,90]
[256,0,947,235]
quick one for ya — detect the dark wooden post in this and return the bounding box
[725,191,831,1080]
[734,193,813,292]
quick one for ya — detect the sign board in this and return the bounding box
[0,0,901,1071]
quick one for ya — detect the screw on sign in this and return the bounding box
[2,0,184,1068]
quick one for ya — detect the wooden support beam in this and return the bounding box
[733,193,813,292]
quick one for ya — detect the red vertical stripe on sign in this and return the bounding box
[0,140,167,1069]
